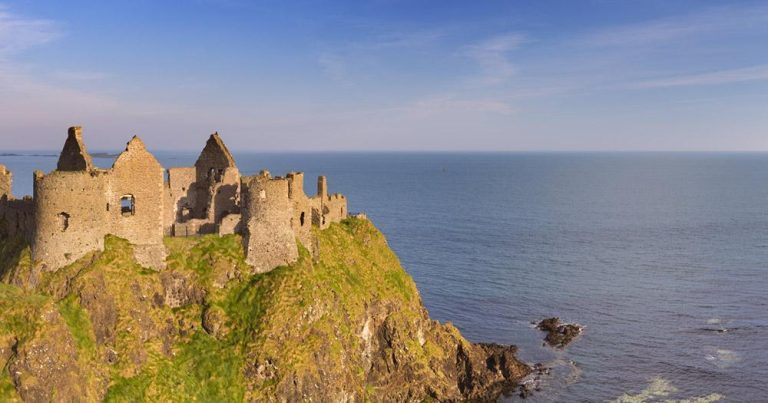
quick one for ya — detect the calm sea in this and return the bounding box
[3,152,767,402]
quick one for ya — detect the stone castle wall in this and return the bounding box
[0,165,35,241]
[108,137,166,268]
[286,172,313,253]
[1,126,349,273]
[164,167,197,235]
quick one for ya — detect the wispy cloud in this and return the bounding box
[51,71,111,81]
[0,5,59,55]
[580,4,768,47]
[630,65,768,89]
[365,29,444,49]
[317,52,352,84]
[406,94,516,117]
[464,33,525,86]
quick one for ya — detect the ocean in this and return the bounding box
[3,151,767,402]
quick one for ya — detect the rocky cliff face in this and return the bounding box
[0,218,529,402]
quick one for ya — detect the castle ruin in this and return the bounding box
[0,127,348,273]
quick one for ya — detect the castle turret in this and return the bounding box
[241,172,298,272]
[57,126,94,172]
[32,168,109,270]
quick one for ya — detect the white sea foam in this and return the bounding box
[610,377,724,403]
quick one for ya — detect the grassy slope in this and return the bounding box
[0,218,447,401]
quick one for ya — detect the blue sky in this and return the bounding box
[0,0,767,151]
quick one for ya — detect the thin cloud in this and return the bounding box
[366,29,444,49]
[630,65,768,89]
[317,52,352,85]
[580,4,768,47]
[0,5,59,55]
[51,71,111,81]
[464,33,525,86]
[406,94,516,117]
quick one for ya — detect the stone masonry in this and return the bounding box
[0,126,348,273]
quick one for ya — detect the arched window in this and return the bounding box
[300,211,305,226]
[120,195,135,217]
[57,212,70,232]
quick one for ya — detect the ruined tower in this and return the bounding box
[33,127,108,270]
[241,172,298,272]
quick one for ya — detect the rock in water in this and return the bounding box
[537,317,582,348]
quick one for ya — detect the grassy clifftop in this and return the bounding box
[0,218,528,402]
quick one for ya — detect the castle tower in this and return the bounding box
[32,168,109,270]
[241,172,298,272]
[57,126,94,172]
[33,128,107,269]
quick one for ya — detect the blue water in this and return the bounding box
[3,152,767,402]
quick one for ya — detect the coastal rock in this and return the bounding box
[537,317,582,348]
[0,218,530,401]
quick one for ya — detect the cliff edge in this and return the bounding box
[0,218,529,401]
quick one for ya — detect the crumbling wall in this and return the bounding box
[311,176,347,229]
[4,198,35,241]
[208,167,240,223]
[324,194,348,224]
[0,166,34,241]
[109,137,166,268]
[32,170,108,271]
[164,167,197,234]
[241,172,298,272]
[218,213,241,235]
[0,164,10,199]
[192,133,240,224]
[56,127,94,172]
[286,172,313,251]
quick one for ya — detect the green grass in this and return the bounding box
[58,294,96,353]
[0,217,440,401]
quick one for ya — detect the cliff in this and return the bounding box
[0,218,529,402]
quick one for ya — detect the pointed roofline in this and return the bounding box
[194,131,237,169]
[56,126,94,172]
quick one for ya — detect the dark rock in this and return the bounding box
[78,271,118,345]
[537,317,582,348]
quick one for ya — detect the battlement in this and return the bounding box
[0,126,348,273]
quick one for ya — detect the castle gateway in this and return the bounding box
[0,127,347,272]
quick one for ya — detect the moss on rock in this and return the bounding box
[0,218,529,401]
